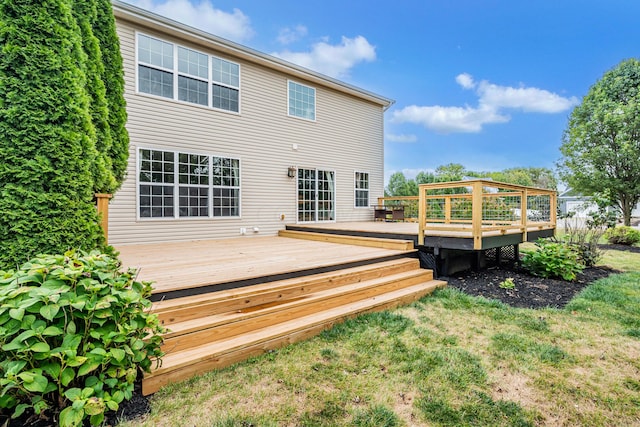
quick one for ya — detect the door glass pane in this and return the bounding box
[297,168,316,222]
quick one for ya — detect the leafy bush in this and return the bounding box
[522,239,584,281]
[605,226,640,246]
[0,251,164,426]
[560,196,617,267]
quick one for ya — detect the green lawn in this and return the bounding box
[121,249,640,427]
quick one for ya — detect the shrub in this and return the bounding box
[522,239,584,281]
[605,226,640,246]
[0,251,164,426]
[560,197,617,267]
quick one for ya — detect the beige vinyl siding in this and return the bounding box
[108,18,384,245]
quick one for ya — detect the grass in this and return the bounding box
[120,250,640,427]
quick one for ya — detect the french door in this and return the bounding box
[297,168,335,222]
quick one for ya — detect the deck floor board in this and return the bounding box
[116,236,413,294]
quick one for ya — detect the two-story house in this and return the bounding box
[108,1,393,246]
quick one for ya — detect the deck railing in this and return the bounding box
[416,180,556,249]
[376,196,420,221]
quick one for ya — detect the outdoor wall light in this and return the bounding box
[287,166,297,178]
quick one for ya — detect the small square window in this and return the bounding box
[288,81,315,120]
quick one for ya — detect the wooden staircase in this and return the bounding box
[143,257,446,395]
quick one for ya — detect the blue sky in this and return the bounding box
[123,0,640,184]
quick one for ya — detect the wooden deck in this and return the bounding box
[115,235,444,395]
[287,220,555,250]
[116,236,415,298]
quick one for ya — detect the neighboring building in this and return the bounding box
[558,189,640,218]
[558,189,599,218]
[109,1,393,245]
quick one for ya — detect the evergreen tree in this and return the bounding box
[0,0,105,268]
[73,0,116,193]
[94,0,129,190]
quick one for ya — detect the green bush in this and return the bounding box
[605,226,640,246]
[522,239,584,281]
[0,251,164,426]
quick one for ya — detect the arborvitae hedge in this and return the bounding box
[73,0,117,193]
[94,0,130,190]
[0,0,106,268]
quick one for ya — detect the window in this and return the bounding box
[139,150,175,218]
[178,153,209,217]
[137,34,240,113]
[288,81,315,120]
[212,156,240,217]
[178,46,209,106]
[355,172,369,207]
[139,148,240,219]
[138,34,174,99]
[212,57,240,112]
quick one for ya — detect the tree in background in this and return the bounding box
[435,163,466,182]
[558,58,640,226]
[94,0,129,190]
[0,0,105,267]
[385,165,556,197]
[475,167,558,189]
[385,172,417,196]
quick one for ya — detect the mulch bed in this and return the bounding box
[443,264,618,310]
[1,380,150,427]
[599,243,640,253]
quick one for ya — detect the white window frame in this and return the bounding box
[354,171,370,208]
[135,32,241,114]
[287,80,316,121]
[137,147,241,220]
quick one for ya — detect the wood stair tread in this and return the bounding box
[152,258,421,324]
[161,268,433,339]
[150,279,447,376]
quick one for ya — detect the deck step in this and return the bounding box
[143,278,446,395]
[142,257,446,395]
[152,258,421,326]
[160,268,433,353]
[278,229,414,251]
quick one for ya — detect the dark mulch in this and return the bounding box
[1,380,150,427]
[443,264,617,310]
[599,243,640,254]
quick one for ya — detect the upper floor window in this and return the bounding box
[355,172,369,207]
[137,34,240,113]
[288,80,315,120]
[212,57,240,112]
[138,35,174,98]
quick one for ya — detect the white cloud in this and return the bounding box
[392,73,578,133]
[455,73,475,89]
[386,133,418,143]
[477,81,579,113]
[123,0,254,42]
[392,104,509,134]
[273,35,376,78]
[277,25,308,44]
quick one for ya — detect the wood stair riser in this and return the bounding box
[160,270,433,353]
[153,259,420,326]
[278,230,414,251]
[143,279,447,395]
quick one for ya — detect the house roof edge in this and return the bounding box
[111,0,394,108]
